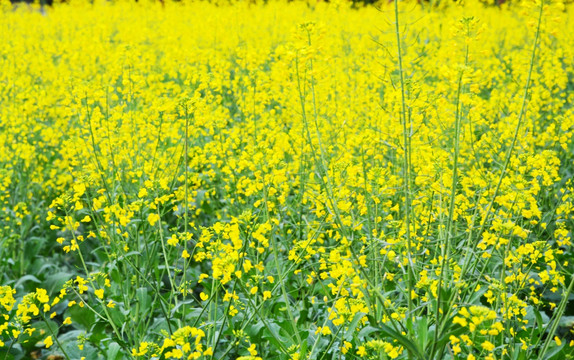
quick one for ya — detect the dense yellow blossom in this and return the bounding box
[1,0,573,359]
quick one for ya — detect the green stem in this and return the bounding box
[459,0,544,282]
[393,0,415,335]
[537,273,574,360]
[40,312,71,360]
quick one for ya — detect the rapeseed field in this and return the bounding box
[1,0,573,359]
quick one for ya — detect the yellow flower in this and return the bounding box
[481,340,495,352]
[165,348,183,358]
[167,234,179,246]
[94,289,104,300]
[44,336,53,349]
[315,326,332,336]
[147,213,160,226]
[132,342,150,356]
[36,289,49,303]
[341,341,352,354]
[248,344,257,356]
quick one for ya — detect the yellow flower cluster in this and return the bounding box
[1,0,573,359]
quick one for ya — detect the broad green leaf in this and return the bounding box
[344,312,366,341]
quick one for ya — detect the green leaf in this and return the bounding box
[89,321,108,342]
[357,325,379,339]
[246,320,266,340]
[558,315,574,328]
[543,344,564,360]
[527,307,548,342]
[109,306,126,329]
[66,303,96,330]
[62,341,100,360]
[57,330,84,343]
[416,316,428,351]
[107,342,122,360]
[18,320,59,351]
[344,312,366,341]
[377,324,427,360]
[300,339,308,358]
[261,321,291,353]
[44,272,73,293]
[0,343,24,360]
[136,287,152,317]
[14,275,41,289]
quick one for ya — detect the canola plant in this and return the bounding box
[0,0,573,359]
